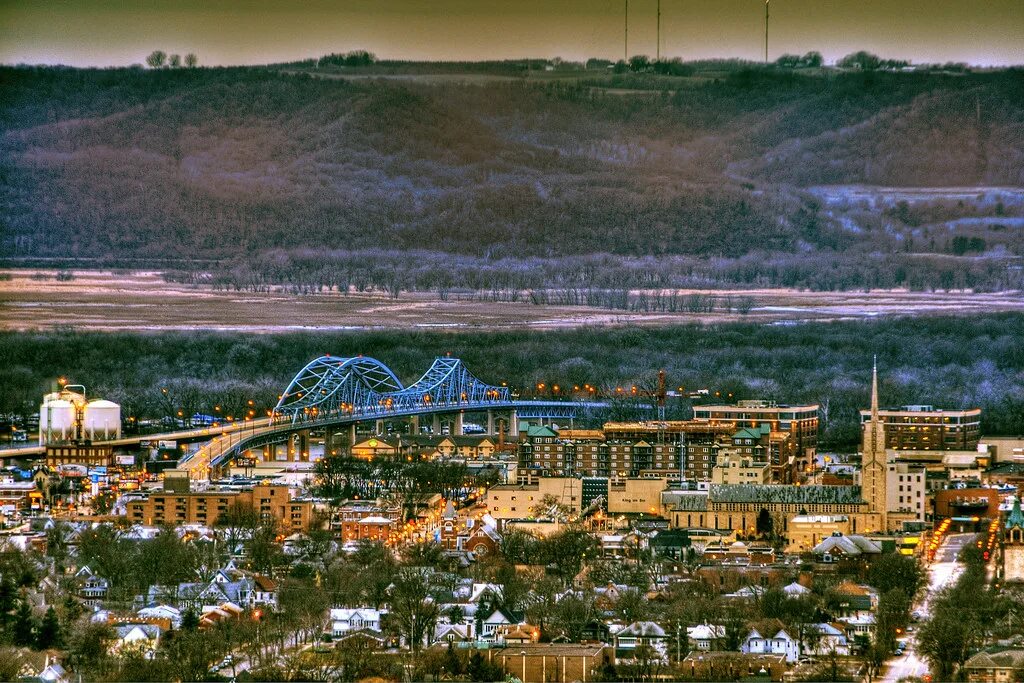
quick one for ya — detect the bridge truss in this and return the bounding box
[274,355,510,423]
[179,355,606,475]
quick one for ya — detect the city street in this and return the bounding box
[880,533,975,682]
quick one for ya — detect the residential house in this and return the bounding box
[688,623,726,651]
[964,647,1024,683]
[111,624,163,657]
[252,575,278,608]
[810,623,850,656]
[740,628,800,663]
[812,533,882,565]
[614,621,669,663]
[330,608,385,637]
[75,566,108,606]
[478,607,524,641]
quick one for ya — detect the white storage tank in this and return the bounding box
[39,397,77,445]
[83,399,121,441]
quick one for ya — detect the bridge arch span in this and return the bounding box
[275,355,403,421]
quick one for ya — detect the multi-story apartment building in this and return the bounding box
[692,400,818,472]
[858,405,981,451]
[518,423,734,480]
[886,461,927,524]
[45,443,115,468]
[487,477,582,519]
[125,484,313,531]
[710,426,795,484]
[711,451,770,485]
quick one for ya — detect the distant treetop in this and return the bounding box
[145,50,197,69]
[318,50,377,68]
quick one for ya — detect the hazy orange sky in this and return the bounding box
[1,0,1021,67]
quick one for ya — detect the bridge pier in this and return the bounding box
[347,424,357,447]
[432,415,441,435]
[410,415,420,434]
[510,409,518,437]
[287,430,310,462]
[486,410,495,435]
[454,412,464,436]
[375,419,384,435]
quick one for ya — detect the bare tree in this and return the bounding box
[145,50,167,68]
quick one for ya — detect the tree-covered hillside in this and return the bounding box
[1,64,1022,289]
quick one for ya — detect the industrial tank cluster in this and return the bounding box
[39,389,121,445]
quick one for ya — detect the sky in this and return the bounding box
[1,0,1022,68]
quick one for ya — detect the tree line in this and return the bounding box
[4,315,1024,451]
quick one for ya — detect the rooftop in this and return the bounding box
[709,484,863,505]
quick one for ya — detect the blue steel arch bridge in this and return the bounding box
[178,355,606,478]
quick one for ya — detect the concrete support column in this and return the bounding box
[289,429,310,462]
[486,410,495,435]
[509,410,518,438]
[454,412,464,436]
[432,415,441,435]
[347,424,357,446]
[375,419,384,435]
[410,415,420,434]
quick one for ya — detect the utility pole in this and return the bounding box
[764,0,770,63]
[656,0,661,62]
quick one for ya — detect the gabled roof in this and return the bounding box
[709,484,863,505]
[618,621,667,637]
[335,628,387,643]
[813,534,882,556]
[965,648,1024,670]
[834,581,877,597]
[330,607,384,621]
[253,575,277,592]
[688,624,725,640]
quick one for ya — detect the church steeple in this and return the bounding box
[861,357,888,532]
[871,355,879,421]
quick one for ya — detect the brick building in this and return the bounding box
[518,422,735,480]
[693,400,818,472]
[858,405,981,451]
[487,643,612,683]
[125,484,313,531]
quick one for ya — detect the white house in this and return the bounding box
[479,607,521,639]
[111,624,163,657]
[810,623,851,656]
[782,581,810,598]
[687,623,725,651]
[252,575,278,608]
[614,621,669,663]
[137,604,182,629]
[330,608,385,637]
[740,629,800,663]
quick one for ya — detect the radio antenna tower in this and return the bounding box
[624,0,629,63]
[656,0,661,62]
